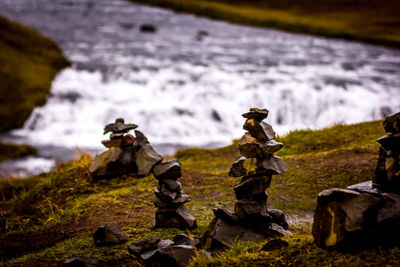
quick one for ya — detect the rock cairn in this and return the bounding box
[201,108,290,250]
[153,158,197,229]
[313,111,400,248]
[89,118,196,229]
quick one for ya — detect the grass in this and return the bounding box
[0,142,37,163]
[0,15,70,133]
[1,119,399,265]
[129,0,400,48]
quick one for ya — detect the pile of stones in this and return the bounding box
[89,118,196,230]
[128,234,210,266]
[201,108,290,250]
[313,111,400,248]
[153,158,197,229]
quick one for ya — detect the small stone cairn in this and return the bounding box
[313,111,400,248]
[89,118,196,229]
[201,108,290,250]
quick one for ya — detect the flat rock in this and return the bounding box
[154,205,197,229]
[153,158,182,180]
[383,111,400,134]
[89,147,125,178]
[104,118,137,134]
[257,155,287,175]
[312,188,381,248]
[173,234,194,246]
[243,119,276,142]
[101,139,122,148]
[154,189,190,208]
[63,258,99,267]
[128,235,161,256]
[158,239,174,249]
[93,222,128,246]
[136,144,163,177]
[262,140,284,154]
[258,239,289,252]
[347,180,384,197]
[234,176,270,200]
[242,108,269,121]
[160,179,182,192]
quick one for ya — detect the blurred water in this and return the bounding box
[1,0,400,177]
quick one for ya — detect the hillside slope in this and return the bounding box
[130,0,400,48]
[2,120,399,265]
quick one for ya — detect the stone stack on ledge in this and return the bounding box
[89,118,197,229]
[313,111,400,248]
[201,108,290,250]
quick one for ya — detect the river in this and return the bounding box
[1,0,400,177]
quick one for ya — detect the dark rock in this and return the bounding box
[159,183,178,199]
[242,108,269,121]
[140,249,161,265]
[201,218,265,250]
[229,157,258,178]
[158,245,210,267]
[268,209,289,230]
[377,134,400,152]
[213,208,239,225]
[196,30,209,41]
[211,109,222,122]
[266,223,292,237]
[373,147,389,188]
[155,206,197,229]
[161,179,182,192]
[383,111,400,134]
[257,155,287,175]
[238,133,265,158]
[173,234,194,246]
[136,144,163,177]
[234,199,265,218]
[262,140,284,154]
[103,118,137,134]
[158,239,174,249]
[89,148,126,178]
[140,24,157,33]
[134,130,150,148]
[234,176,270,200]
[347,180,384,197]
[119,146,137,172]
[128,235,161,256]
[63,257,98,267]
[312,188,381,248]
[154,189,190,207]
[258,239,289,251]
[243,119,276,141]
[377,193,400,225]
[93,222,128,246]
[229,157,247,177]
[153,158,182,180]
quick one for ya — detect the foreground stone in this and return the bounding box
[155,206,197,229]
[93,222,128,246]
[63,258,99,267]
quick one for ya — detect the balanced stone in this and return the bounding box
[155,206,197,229]
[135,130,150,148]
[159,183,178,199]
[136,144,163,177]
[89,147,125,178]
[234,176,271,200]
[93,222,128,246]
[234,199,266,218]
[238,133,265,158]
[153,158,182,180]
[120,134,136,147]
[161,179,183,191]
[243,119,276,142]
[103,118,138,134]
[229,157,257,178]
[256,155,287,175]
[242,108,269,121]
[263,140,284,154]
[383,111,400,134]
[101,139,122,148]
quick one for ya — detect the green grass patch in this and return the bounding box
[0,15,70,132]
[0,141,37,163]
[130,0,400,48]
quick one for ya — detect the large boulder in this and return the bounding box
[154,206,197,229]
[312,188,381,248]
[93,222,128,246]
[136,144,163,177]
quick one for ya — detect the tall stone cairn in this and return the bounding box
[201,108,290,250]
[312,111,400,248]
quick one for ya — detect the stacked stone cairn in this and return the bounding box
[201,108,290,250]
[89,118,196,229]
[313,111,400,248]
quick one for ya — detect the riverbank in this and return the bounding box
[2,120,399,265]
[0,15,70,133]
[130,0,400,49]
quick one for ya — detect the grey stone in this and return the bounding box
[234,176,270,200]
[242,108,269,121]
[262,140,284,154]
[238,133,265,158]
[161,179,183,192]
[243,119,276,142]
[136,144,163,177]
[159,183,178,200]
[213,208,239,225]
[377,192,400,225]
[154,189,190,207]
[158,239,174,249]
[266,223,292,237]
[234,199,265,218]
[383,111,400,134]
[155,206,197,229]
[128,235,161,256]
[229,157,247,177]
[93,222,128,246]
[347,180,384,197]
[89,147,125,178]
[257,155,287,175]
[63,258,98,267]
[103,118,137,134]
[134,130,149,148]
[153,158,182,180]
[268,209,289,230]
[173,234,194,246]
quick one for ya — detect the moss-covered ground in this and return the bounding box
[130,0,400,49]
[2,119,399,266]
[0,15,70,133]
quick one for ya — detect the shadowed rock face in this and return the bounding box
[93,222,127,246]
[313,111,400,248]
[201,108,289,250]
